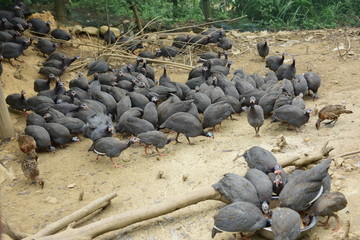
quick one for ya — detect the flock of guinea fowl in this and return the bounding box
[1,1,354,239]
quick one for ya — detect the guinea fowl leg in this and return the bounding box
[110,157,122,168]
[156,147,166,156]
[175,132,181,143]
[255,127,260,137]
[144,145,150,155]
[186,136,195,145]
[318,216,331,227]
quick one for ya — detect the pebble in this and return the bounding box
[67,183,76,189]
[17,191,30,195]
[271,147,281,153]
[44,196,58,204]
[334,157,344,167]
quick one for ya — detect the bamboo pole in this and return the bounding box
[0,84,14,139]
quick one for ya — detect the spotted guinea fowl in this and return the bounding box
[202,101,235,131]
[279,159,331,211]
[34,73,57,92]
[272,105,312,132]
[247,96,264,137]
[271,208,301,240]
[35,38,57,57]
[266,53,286,72]
[51,27,72,41]
[304,71,321,99]
[87,59,113,76]
[137,130,174,156]
[276,57,296,80]
[242,146,282,174]
[25,125,55,152]
[18,135,37,154]
[257,40,269,61]
[88,137,140,168]
[305,191,347,231]
[27,18,51,35]
[6,90,27,113]
[213,173,261,206]
[159,112,213,145]
[217,37,232,50]
[20,151,44,188]
[316,104,352,130]
[211,201,268,238]
[0,39,30,65]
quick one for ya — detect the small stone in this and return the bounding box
[334,157,344,167]
[271,147,281,153]
[347,50,355,55]
[17,191,30,195]
[99,25,121,37]
[82,26,99,36]
[67,183,76,189]
[44,196,58,204]
[157,171,165,179]
[303,137,311,142]
[276,135,287,149]
[334,180,341,187]
[182,174,189,182]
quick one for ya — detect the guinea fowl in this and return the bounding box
[51,28,72,41]
[202,101,234,131]
[87,59,112,76]
[272,105,311,131]
[268,170,287,195]
[34,73,57,92]
[6,89,27,113]
[20,151,44,188]
[158,99,197,125]
[257,40,269,61]
[42,57,66,69]
[304,71,321,99]
[245,168,273,205]
[25,125,55,152]
[210,61,232,76]
[247,96,264,137]
[172,35,190,49]
[159,112,213,145]
[276,57,296,80]
[137,130,174,156]
[292,74,308,96]
[242,146,282,174]
[155,46,180,59]
[218,37,232,50]
[258,92,280,117]
[0,39,29,65]
[213,173,261,206]
[279,159,331,211]
[26,95,54,116]
[39,66,66,78]
[88,137,140,168]
[211,201,268,238]
[18,135,37,154]
[291,92,305,110]
[271,208,301,240]
[43,122,79,147]
[123,117,155,136]
[26,112,46,126]
[138,51,156,59]
[266,53,286,72]
[27,18,51,35]
[38,81,66,101]
[306,191,347,231]
[44,113,85,135]
[103,25,115,44]
[47,52,80,67]
[0,17,14,30]
[316,104,352,130]
[82,124,114,141]
[35,38,57,57]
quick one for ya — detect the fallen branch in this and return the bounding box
[278,141,334,167]
[1,220,29,240]
[337,35,351,57]
[23,192,117,240]
[34,187,225,240]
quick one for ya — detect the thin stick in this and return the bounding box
[334,150,360,158]
[1,220,30,240]
[23,192,117,239]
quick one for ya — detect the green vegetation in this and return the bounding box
[1,0,359,30]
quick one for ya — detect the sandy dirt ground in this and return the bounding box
[1,27,360,240]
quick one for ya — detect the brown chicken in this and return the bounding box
[18,135,37,154]
[20,151,44,188]
[316,105,353,129]
[306,192,347,231]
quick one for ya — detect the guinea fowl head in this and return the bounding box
[16,23,24,31]
[274,174,283,187]
[129,137,140,145]
[274,164,283,174]
[204,131,214,139]
[249,96,256,104]
[292,57,296,66]
[0,55,3,61]
[21,90,26,96]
